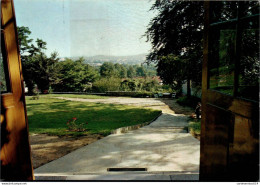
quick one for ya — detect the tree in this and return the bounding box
[145,1,204,96]
[17,26,60,94]
[136,65,147,77]
[114,63,127,78]
[157,55,184,94]
[33,52,60,92]
[52,57,99,92]
[127,66,136,78]
[100,62,116,77]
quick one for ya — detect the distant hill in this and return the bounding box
[62,54,148,66]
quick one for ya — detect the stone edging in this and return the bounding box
[111,111,163,134]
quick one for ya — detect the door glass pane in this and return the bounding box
[237,18,259,101]
[209,26,236,95]
[0,52,7,92]
[210,1,238,24]
[0,48,10,93]
[241,1,259,17]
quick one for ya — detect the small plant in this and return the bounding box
[66,117,88,132]
[188,119,201,140]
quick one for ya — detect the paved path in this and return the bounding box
[54,97,176,114]
[35,97,200,180]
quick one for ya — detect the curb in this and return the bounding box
[111,112,163,134]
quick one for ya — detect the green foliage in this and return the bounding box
[157,55,185,92]
[0,56,7,91]
[119,77,161,92]
[176,95,201,108]
[127,66,136,78]
[92,77,121,93]
[136,66,147,77]
[145,1,204,91]
[17,26,159,94]
[52,57,99,92]
[120,80,137,91]
[17,26,59,94]
[26,96,161,136]
[189,119,201,135]
[106,91,154,98]
[114,63,127,78]
[100,62,117,77]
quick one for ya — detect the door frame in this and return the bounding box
[1,0,34,180]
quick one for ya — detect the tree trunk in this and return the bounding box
[27,83,34,95]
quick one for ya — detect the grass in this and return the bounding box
[188,119,201,136]
[25,96,161,136]
[41,94,108,99]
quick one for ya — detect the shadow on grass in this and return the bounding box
[27,98,161,137]
[157,98,194,115]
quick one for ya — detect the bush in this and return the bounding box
[92,77,121,93]
[188,119,201,138]
[106,91,153,98]
[176,95,201,108]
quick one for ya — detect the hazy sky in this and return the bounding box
[14,0,157,57]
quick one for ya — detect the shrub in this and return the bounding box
[66,117,87,132]
[92,77,121,93]
[106,91,153,98]
[188,119,201,139]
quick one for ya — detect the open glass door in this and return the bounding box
[1,0,34,180]
[200,1,259,181]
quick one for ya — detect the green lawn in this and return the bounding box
[25,96,161,136]
[41,94,108,99]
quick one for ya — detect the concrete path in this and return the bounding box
[34,104,200,180]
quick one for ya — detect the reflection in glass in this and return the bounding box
[210,1,238,24]
[241,1,260,17]
[0,51,8,92]
[238,19,259,101]
[209,28,236,95]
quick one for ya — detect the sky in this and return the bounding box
[14,0,157,58]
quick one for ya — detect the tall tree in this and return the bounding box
[136,65,147,77]
[33,52,60,92]
[17,26,60,94]
[52,58,99,92]
[145,1,204,96]
[127,66,136,78]
[100,62,116,77]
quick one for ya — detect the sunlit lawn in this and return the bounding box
[26,96,161,136]
[42,94,108,99]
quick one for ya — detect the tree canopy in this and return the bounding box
[52,57,99,92]
[145,0,204,95]
[17,26,59,94]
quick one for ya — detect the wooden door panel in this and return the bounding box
[200,103,233,180]
[1,0,13,26]
[228,115,259,181]
[200,1,259,181]
[1,0,34,180]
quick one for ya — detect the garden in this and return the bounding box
[26,94,161,137]
[26,94,163,168]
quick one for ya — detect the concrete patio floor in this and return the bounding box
[34,112,200,181]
